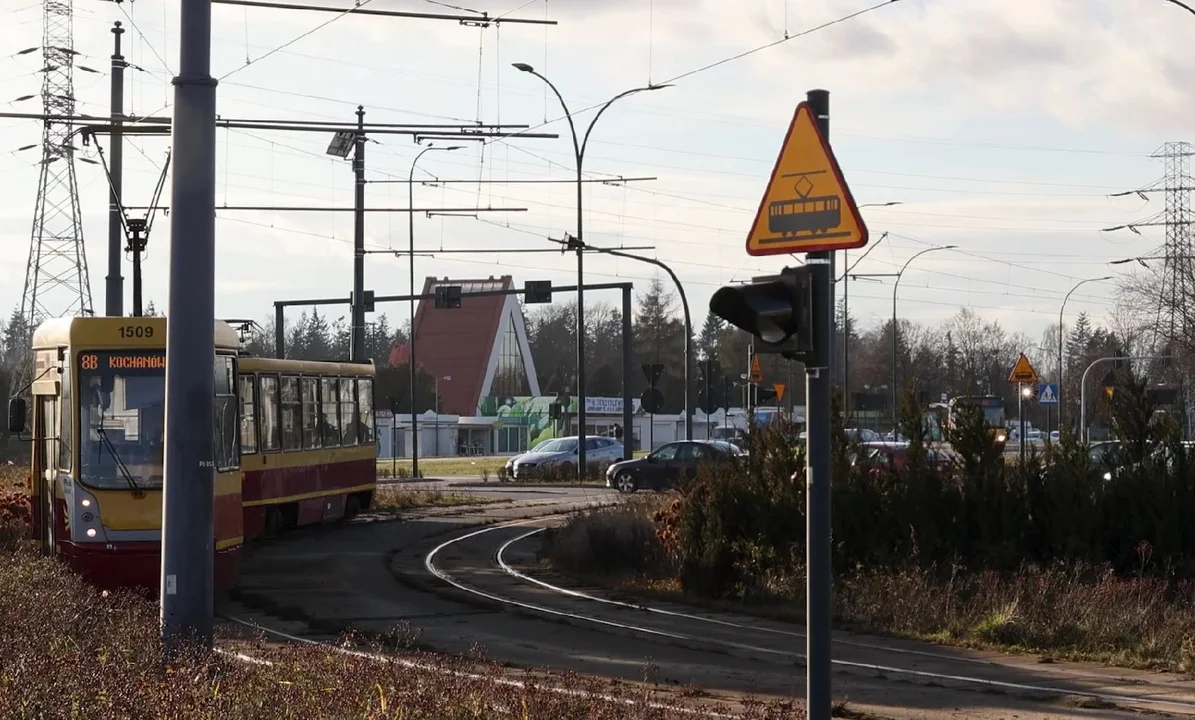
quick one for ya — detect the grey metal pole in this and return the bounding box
[406,144,458,479]
[804,87,833,720]
[409,149,420,479]
[590,248,693,440]
[622,285,633,461]
[843,248,849,418]
[891,277,898,431]
[1058,276,1112,434]
[351,106,366,362]
[161,0,217,660]
[1078,354,1172,444]
[511,65,666,479]
[576,162,587,478]
[1019,386,1026,464]
[890,245,957,431]
[274,302,284,358]
[105,21,125,317]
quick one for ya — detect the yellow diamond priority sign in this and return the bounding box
[1008,353,1039,384]
[745,102,868,256]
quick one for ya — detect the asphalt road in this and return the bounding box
[223,488,1195,719]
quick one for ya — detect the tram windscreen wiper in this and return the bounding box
[95,424,143,498]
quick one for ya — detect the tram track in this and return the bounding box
[422,516,1195,718]
[216,491,1195,719]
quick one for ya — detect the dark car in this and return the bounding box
[849,441,955,476]
[606,440,745,493]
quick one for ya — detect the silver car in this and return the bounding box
[511,435,625,480]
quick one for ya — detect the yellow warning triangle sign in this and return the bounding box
[773,383,786,403]
[746,102,868,256]
[749,354,762,383]
[1007,353,1039,384]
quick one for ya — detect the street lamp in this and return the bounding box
[408,144,461,479]
[512,62,671,480]
[1057,275,1112,434]
[855,244,956,428]
[840,205,900,417]
[434,374,451,457]
[891,246,956,424]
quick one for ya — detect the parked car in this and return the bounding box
[710,425,748,449]
[510,435,624,480]
[504,438,554,477]
[606,440,745,493]
[850,441,954,475]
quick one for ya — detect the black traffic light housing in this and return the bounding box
[352,290,376,313]
[435,284,463,309]
[524,280,552,304]
[709,265,817,364]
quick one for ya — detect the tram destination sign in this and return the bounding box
[745,102,868,256]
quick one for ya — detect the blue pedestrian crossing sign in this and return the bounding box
[1038,383,1059,406]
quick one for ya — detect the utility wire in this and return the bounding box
[662,0,898,84]
[218,0,379,81]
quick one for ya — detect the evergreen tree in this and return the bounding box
[696,312,724,362]
[302,309,333,360]
[2,308,28,371]
[633,275,685,412]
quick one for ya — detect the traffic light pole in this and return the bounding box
[622,285,634,460]
[804,87,834,720]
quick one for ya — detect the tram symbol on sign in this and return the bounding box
[768,171,845,239]
[746,102,867,256]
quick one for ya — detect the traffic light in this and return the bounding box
[434,284,462,309]
[352,290,376,312]
[709,265,814,362]
[524,280,552,304]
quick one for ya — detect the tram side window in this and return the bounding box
[239,374,257,454]
[213,355,239,471]
[357,377,374,444]
[258,375,280,452]
[301,376,321,450]
[320,377,341,447]
[280,375,301,451]
[340,377,358,446]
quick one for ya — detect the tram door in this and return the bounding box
[32,396,57,555]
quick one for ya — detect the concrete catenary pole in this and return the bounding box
[160,0,218,659]
[105,21,125,317]
[804,88,833,720]
[351,106,366,361]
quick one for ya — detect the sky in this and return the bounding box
[0,0,1191,348]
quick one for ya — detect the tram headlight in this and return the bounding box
[86,528,97,538]
[81,498,91,508]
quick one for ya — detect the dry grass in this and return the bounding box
[376,457,509,479]
[0,518,799,719]
[540,503,1195,673]
[0,464,24,491]
[372,485,505,513]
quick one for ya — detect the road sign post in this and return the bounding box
[708,89,866,720]
[1008,355,1039,464]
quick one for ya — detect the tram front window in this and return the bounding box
[78,351,165,491]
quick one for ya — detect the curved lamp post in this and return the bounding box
[512,62,669,478]
[408,144,461,479]
[889,245,956,426]
[1057,275,1112,434]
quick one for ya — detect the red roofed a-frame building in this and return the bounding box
[388,275,540,416]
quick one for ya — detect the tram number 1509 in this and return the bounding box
[118,325,154,339]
